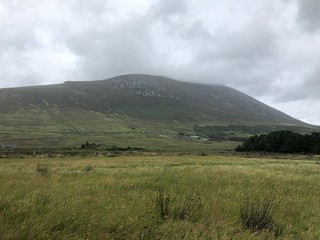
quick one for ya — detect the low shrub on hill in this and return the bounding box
[80,141,145,152]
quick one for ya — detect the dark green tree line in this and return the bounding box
[236,130,320,154]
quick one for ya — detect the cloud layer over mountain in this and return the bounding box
[1,0,320,124]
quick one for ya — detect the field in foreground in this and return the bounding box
[0,154,319,239]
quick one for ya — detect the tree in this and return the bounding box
[236,131,320,154]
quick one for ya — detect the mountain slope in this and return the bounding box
[0,74,316,149]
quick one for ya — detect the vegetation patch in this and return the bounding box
[82,164,94,173]
[240,196,282,235]
[36,163,48,175]
[155,189,203,222]
[236,130,320,154]
[194,125,316,142]
[80,141,145,152]
[0,155,319,239]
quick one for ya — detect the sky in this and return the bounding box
[1,0,320,125]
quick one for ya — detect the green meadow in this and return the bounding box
[0,154,319,239]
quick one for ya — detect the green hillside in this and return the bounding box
[0,74,317,149]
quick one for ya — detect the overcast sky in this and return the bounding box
[1,0,320,125]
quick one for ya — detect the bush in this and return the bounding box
[172,194,203,221]
[155,189,170,220]
[154,189,203,221]
[82,164,94,173]
[240,196,281,234]
[36,164,48,175]
[198,152,208,156]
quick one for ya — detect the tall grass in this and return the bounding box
[36,163,48,175]
[0,154,319,239]
[240,196,281,234]
[155,189,170,220]
[155,189,203,221]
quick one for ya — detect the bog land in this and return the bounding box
[0,154,319,239]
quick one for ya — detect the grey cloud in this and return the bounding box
[139,1,279,98]
[188,21,278,96]
[62,0,211,81]
[276,89,306,102]
[1,26,38,51]
[301,64,320,98]
[149,0,213,44]
[305,64,320,87]
[197,22,276,62]
[0,0,75,87]
[297,0,320,32]
[152,0,188,19]
[0,2,40,51]
[64,15,158,80]
[181,20,212,41]
[276,62,320,102]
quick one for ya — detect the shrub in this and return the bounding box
[36,164,48,175]
[155,189,203,221]
[172,194,202,221]
[240,196,281,234]
[82,164,94,173]
[155,189,170,220]
[198,152,208,156]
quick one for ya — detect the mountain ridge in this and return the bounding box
[0,74,316,149]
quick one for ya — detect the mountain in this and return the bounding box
[0,74,317,150]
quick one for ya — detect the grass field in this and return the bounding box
[0,154,319,239]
